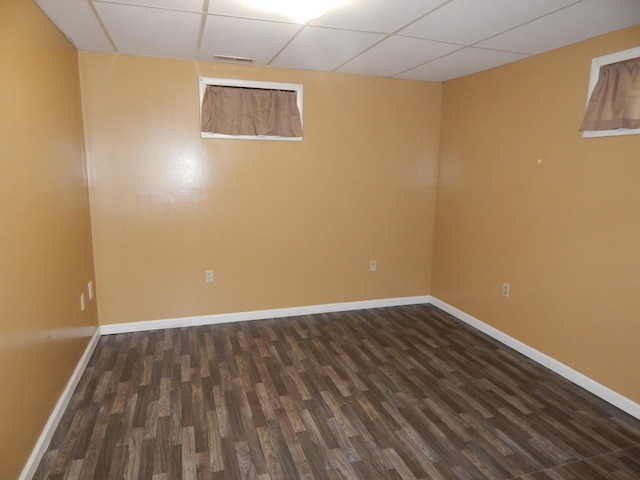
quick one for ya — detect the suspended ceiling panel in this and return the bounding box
[34,0,640,81]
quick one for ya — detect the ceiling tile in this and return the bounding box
[338,35,461,77]
[207,0,298,23]
[310,0,450,33]
[270,26,385,72]
[93,3,203,58]
[97,0,205,12]
[397,47,529,82]
[34,0,640,81]
[476,0,640,55]
[34,0,114,52]
[200,15,301,64]
[399,0,580,45]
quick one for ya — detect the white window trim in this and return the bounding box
[199,77,303,141]
[582,46,640,138]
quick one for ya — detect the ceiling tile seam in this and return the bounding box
[89,0,118,52]
[330,33,393,73]
[195,0,210,58]
[266,24,307,66]
[204,13,305,28]
[467,0,585,50]
[284,23,399,36]
[386,0,585,63]
[304,25,392,35]
[330,34,469,75]
[389,42,534,80]
[329,2,475,75]
[390,45,469,79]
[306,0,456,38]
[393,0,456,36]
[93,0,205,14]
[466,45,532,56]
[391,33,468,48]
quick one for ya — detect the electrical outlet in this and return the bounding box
[88,280,94,300]
[205,270,214,283]
[502,283,510,297]
[370,260,377,272]
[80,293,86,311]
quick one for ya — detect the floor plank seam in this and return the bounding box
[504,444,640,480]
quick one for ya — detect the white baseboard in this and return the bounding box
[100,295,432,335]
[430,297,640,420]
[19,327,102,480]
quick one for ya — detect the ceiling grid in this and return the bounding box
[35,0,640,81]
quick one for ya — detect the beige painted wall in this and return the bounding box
[6,4,639,474]
[79,53,441,326]
[0,0,98,477]
[433,25,640,403]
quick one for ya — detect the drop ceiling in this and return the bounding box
[34,0,640,81]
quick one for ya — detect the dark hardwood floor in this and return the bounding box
[34,305,640,479]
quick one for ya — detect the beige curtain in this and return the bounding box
[580,57,640,131]
[201,85,303,137]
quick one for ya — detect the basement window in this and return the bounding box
[199,77,303,141]
[580,46,640,138]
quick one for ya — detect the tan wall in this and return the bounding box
[6,5,637,475]
[433,25,640,403]
[79,53,441,326]
[0,0,98,477]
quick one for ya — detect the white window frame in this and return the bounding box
[582,46,640,138]
[199,77,303,141]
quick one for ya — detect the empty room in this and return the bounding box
[2,0,640,478]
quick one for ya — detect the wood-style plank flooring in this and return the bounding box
[34,305,640,479]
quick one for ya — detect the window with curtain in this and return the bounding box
[580,46,640,138]
[199,78,303,141]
